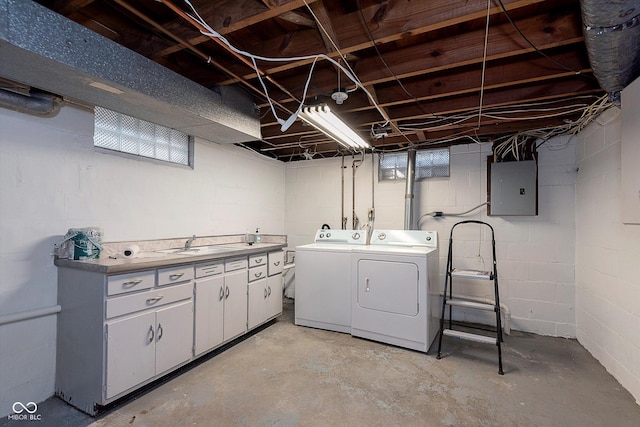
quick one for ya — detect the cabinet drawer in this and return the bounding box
[248,253,267,267]
[158,265,194,286]
[248,265,268,282]
[268,251,284,276]
[106,283,192,319]
[107,271,155,296]
[195,260,224,278]
[225,257,248,272]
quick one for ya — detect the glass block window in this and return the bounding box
[94,106,191,166]
[379,148,450,181]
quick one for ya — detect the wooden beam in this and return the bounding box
[216,0,551,84]
[254,7,585,108]
[154,0,321,58]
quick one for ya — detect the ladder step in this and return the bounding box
[445,299,495,311]
[443,329,497,345]
[451,268,493,280]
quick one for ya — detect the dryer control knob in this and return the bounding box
[326,232,331,238]
[426,236,431,241]
[378,233,386,240]
[319,233,325,238]
[352,232,360,240]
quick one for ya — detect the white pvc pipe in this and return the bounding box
[0,305,61,326]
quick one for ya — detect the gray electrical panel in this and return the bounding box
[489,160,538,216]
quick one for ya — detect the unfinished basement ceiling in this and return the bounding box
[33,0,606,161]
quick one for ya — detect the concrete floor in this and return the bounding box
[4,298,639,427]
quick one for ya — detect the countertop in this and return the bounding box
[54,242,287,274]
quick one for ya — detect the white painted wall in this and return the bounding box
[285,140,578,336]
[0,105,285,417]
[575,105,640,403]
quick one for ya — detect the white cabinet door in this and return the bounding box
[155,300,194,375]
[105,311,156,399]
[266,274,282,320]
[268,251,284,276]
[194,275,224,356]
[248,279,267,330]
[223,270,248,341]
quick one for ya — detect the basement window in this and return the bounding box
[93,106,192,166]
[379,148,450,181]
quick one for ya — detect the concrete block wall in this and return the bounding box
[0,105,285,417]
[575,106,640,404]
[284,139,577,337]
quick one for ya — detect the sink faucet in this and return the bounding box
[184,235,196,250]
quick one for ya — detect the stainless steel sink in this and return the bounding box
[156,245,237,256]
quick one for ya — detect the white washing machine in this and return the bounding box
[295,229,367,333]
[351,230,439,352]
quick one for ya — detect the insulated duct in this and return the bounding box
[0,0,260,143]
[581,0,640,96]
[0,88,62,116]
[404,149,416,230]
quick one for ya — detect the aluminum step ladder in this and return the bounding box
[436,220,504,375]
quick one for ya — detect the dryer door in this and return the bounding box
[356,259,418,316]
[351,254,429,352]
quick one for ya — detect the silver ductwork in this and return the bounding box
[581,0,640,96]
[0,0,260,143]
[404,149,416,230]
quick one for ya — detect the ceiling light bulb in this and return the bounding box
[331,90,348,105]
[299,105,370,150]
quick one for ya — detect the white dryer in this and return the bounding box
[295,229,367,333]
[351,230,439,352]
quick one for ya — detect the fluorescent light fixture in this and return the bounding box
[299,105,370,150]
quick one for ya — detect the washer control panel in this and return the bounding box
[314,229,367,245]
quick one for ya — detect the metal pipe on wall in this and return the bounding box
[0,305,61,326]
[404,148,416,230]
[352,154,357,230]
[341,155,346,229]
[0,89,62,116]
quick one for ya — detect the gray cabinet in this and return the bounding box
[223,269,249,340]
[192,258,249,356]
[247,250,283,329]
[105,298,196,399]
[56,266,194,415]
[266,274,283,320]
[105,310,155,399]
[194,273,224,356]
[155,300,194,374]
[56,245,283,415]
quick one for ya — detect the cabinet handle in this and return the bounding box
[225,286,230,299]
[254,272,263,279]
[148,325,154,343]
[273,261,281,267]
[157,323,163,341]
[123,279,143,287]
[264,288,268,299]
[219,286,225,301]
[365,277,370,292]
[268,286,272,296]
[146,295,164,304]
[169,273,185,280]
